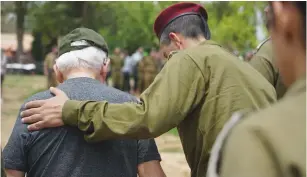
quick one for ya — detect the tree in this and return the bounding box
[204,1,267,51]
[24,1,267,59]
[15,1,28,62]
[99,1,175,53]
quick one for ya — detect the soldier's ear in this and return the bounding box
[169,32,180,43]
[169,32,183,49]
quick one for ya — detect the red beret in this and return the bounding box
[154,2,208,38]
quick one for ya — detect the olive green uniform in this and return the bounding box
[249,38,287,99]
[207,77,306,177]
[44,52,58,88]
[110,54,123,90]
[62,40,276,177]
[138,56,158,92]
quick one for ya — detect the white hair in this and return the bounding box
[56,40,107,74]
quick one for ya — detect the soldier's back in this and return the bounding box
[111,54,123,71]
[143,56,157,73]
[219,77,306,177]
[249,39,287,99]
[173,40,277,177]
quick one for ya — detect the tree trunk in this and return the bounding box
[82,1,88,27]
[15,1,27,63]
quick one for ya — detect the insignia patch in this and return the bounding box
[167,51,179,60]
[256,37,271,52]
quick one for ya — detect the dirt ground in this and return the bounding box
[1,74,190,177]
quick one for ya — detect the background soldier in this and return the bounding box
[44,46,58,88]
[110,47,123,90]
[121,49,133,93]
[207,2,306,177]
[131,47,144,94]
[249,6,287,99]
[1,49,7,103]
[138,48,158,92]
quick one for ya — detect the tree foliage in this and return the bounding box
[3,1,268,61]
[204,1,267,51]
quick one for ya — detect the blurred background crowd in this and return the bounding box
[1,1,267,94]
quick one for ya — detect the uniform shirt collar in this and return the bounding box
[285,76,306,97]
[198,40,221,47]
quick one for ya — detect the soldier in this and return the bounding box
[1,49,7,103]
[20,2,276,176]
[207,2,306,177]
[138,49,158,92]
[131,47,144,94]
[44,46,58,88]
[105,60,111,86]
[121,49,133,93]
[249,6,287,99]
[110,47,124,90]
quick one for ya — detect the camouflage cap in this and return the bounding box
[58,27,109,57]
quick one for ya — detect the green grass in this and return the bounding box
[4,74,47,98]
[168,128,179,136]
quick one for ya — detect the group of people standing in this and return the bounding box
[107,47,164,94]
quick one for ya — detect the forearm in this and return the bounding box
[4,169,25,177]
[62,99,181,142]
[138,161,166,177]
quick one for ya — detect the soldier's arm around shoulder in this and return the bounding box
[207,112,279,177]
[62,51,208,141]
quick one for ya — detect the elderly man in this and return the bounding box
[3,28,165,177]
[20,3,276,176]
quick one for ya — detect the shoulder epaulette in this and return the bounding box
[256,37,271,52]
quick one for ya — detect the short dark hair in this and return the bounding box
[159,15,210,45]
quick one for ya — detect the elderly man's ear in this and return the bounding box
[99,58,110,83]
[53,64,64,83]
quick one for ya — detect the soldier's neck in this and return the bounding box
[184,37,206,49]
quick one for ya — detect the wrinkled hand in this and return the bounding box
[21,87,69,131]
